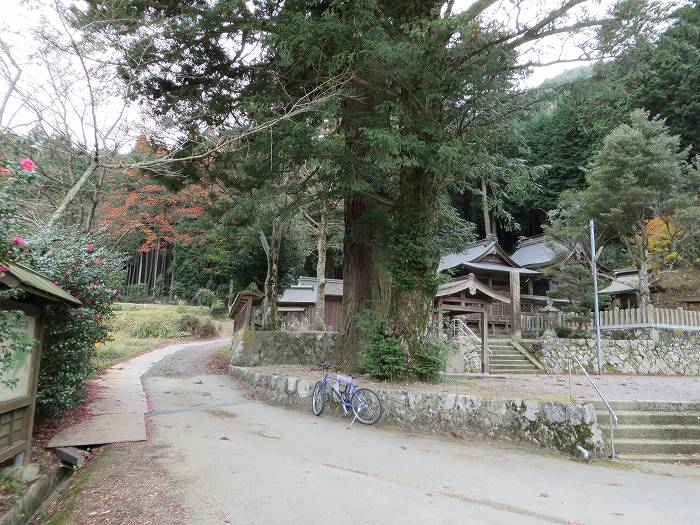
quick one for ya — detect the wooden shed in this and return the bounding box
[0,263,80,466]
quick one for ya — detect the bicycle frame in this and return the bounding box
[318,367,369,425]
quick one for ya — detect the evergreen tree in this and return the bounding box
[556,110,694,308]
[82,0,670,365]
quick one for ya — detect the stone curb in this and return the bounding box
[0,464,72,525]
[230,365,606,458]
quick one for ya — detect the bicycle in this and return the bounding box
[311,363,383,425]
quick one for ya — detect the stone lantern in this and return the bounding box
[541,298,560,339]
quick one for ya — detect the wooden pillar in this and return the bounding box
[510,270,521,341]
[437,298,444,337]
[482,310,489,374]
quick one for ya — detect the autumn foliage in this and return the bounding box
[101,172,220,252]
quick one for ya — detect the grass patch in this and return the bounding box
[95,303,222,370]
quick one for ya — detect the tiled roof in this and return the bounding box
[438,238,500,272]
[510,235,570,268]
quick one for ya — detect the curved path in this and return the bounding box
[134,342,699,525]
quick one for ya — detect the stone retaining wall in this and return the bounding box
[230,365,606,457]
[230,327,338,366]
[532,334,700,375]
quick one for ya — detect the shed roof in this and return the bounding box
[228,287,263,319]
[1,263,81,305]
[279,277,344,304]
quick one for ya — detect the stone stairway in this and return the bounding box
[595,400,700,464]
[489,340,542,374]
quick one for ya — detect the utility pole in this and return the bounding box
[590,219,603,375]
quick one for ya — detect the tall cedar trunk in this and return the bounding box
[637,223,652,308]
[314,207,328,329]
[481,177,491,236]
[383,168,439,356]
[337,85,391,366]
[338,191,391,366]
[262,218,283,330]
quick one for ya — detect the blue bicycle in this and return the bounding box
[311,363,383,425]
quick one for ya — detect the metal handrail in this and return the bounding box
[568,356,619,459]
[452,318,479,341]
[451,318,492,354]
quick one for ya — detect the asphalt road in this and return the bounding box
[142,341,700,525]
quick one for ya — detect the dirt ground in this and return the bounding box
[28,341,230,525]
[249,364,700,403]
[30,438,187,525]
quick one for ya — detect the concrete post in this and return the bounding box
[509,270,521,341]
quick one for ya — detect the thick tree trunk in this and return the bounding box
[382,168,441,356]
[314,207,328,329]
[338,191,391,366]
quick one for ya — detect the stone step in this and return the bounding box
[596,410,700,426]
[489,367,538,374]
[594,400,700,412]
[489,361,537,370]
[490,367,538,372]
[616,453,700,465]
[490,355,531,362]
[613,438,700,455]
[601,424,700,440]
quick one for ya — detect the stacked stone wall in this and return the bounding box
[230,365,606,457]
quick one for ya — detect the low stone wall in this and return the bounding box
[230,365,605,458]
[230,327,338,366]
[531,334,700,375]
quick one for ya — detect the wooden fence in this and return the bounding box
[522,305,700,333]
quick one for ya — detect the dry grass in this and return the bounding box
[97,303,223,370]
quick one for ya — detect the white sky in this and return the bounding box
[0,0,675,143]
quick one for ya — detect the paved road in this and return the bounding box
[143,342,700,525]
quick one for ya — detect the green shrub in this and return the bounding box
[123,283,149,302]
[357,311,447,381]
[554,324,573,338]
[193,288,218,309]
[30,229,124,420]
[412,338,450,382]
[358,314,411,380]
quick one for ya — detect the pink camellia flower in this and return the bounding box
[0,265,9,274]
[94,258,104,265]
[12,236,26,247]
[20,158,35,172]
[87,243,95,253]
[0,167,10,176]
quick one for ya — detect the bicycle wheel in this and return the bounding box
[311,381,327,416]
[350,388,382,425]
